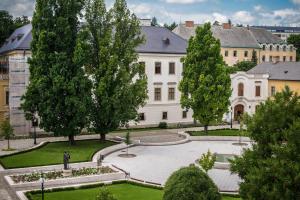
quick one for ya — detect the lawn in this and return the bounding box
[0,140,116,169]
[27,183,240,200]
[188,129,247,137]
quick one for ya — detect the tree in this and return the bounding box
[14,16,30,29]
[233,61,256,72]
[96,187,117,200]
[231,86,300,200]
[179,23,231,134]
[163,165,221,200]
[75,0,147,141]
[199,150,216,173]
[287,34,300,61]
[0,119,14,150]
[21,0,92,145]
[125,131,131,155]
[151,17,159,26]
[0,10,15,47]
[163,22,178,31]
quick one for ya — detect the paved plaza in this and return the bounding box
[104,140,250,192]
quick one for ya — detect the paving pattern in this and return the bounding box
[104,140,249,192]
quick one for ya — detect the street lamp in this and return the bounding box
[230,106,233,129]
[40,171,45,200]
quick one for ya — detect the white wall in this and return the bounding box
[135,53,194,126]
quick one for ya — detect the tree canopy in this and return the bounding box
[179,23,231,133]
[231,86,300,200]
[21,0,92,145]
[75,0,148,140]
[287,34,300,61]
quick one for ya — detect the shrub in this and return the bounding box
[163,165,221,200]
[158,122,167,129]
[96,187,117,200]
[199,150,216,173]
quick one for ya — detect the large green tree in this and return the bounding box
[179,23,231,133]
[0,10,14,47]
[22,0,92,145]
[231,87,300,200]
[75,0,147,141]
[288,35,300,61]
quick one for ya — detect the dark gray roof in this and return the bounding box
[247,62,300,81]
[137,26,187,54]
[0,24,32,54]
[212,26,260,48]
[0,24,187,55]
[252,26,300,33]
[249,27,284,44]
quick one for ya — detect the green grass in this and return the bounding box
[188,129,247,137]
[222,195,241,200]
[0,140,116,169]
[27,183,239,200]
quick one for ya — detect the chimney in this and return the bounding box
[222,23,232,29]
[185,21,194,28]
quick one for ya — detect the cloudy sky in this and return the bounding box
[1,0,300,26]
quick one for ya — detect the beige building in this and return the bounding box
[0,56,9,123]
[173,21,297,66]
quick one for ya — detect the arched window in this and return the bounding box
[270,45,273,51]
[262,55,266,62]
[238,83,244,97]
[283,46,286,52]
[276,45,280,51]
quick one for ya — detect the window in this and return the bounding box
[139,62,145,73]
[139,113,145,121]
[238,83,244,97]
[276,45,280,51]
[155,62,161,74]
[233,51,237,57]
[283,56,286,62]
[262,55,266,62]
[168,88,175,100]
[5,91,9,105]
[271,86,276,96]
[283,46,286,52]
[262,45,266,50]
[162,112,168,120]
[290,46,293,52]
[269,56,273,62]
[290,56,293,62]
[225,50,228,57]
[255,85,261,97]
[154,88,161,101]
[182,111,187,119]
[244,51,248,57]
[270,45,273,51]
[169,62,175,74]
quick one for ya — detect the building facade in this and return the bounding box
[0,56,9,123]
[230,62,300,118]
[173,21,297,66]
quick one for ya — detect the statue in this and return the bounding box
[63,152,70,170]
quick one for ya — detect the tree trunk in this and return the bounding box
[100,133,106,142]
[204,125,208,135]
[7,138,10,150]
[68,135,76,145]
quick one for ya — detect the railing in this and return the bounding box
[0,74,9,80]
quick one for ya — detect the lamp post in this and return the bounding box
[40,172,45,200]
[230,107,233,129]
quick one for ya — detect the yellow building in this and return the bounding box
[0,56,9,123]
[173,21,297,66]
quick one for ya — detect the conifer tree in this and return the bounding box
[22,0,91,145]
[179,23,231,133]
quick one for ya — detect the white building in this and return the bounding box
[230,71,269,120]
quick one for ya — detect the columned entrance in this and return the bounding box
[234,104,244,121]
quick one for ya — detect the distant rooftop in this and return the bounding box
[252,26,300,33]
[0,24,187,55]
[247,62,300,81]
[0,24,32,54]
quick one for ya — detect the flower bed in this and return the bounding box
[11,166,116,183]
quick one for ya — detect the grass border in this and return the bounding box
[0,139,118,169]
[25,180,164,200]
[187,128,243,136]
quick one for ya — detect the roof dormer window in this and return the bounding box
[163,37,170,45]
[17,34,24,41]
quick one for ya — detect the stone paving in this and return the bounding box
[104,140,249,192]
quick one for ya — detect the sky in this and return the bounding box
[1,0,300,26]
